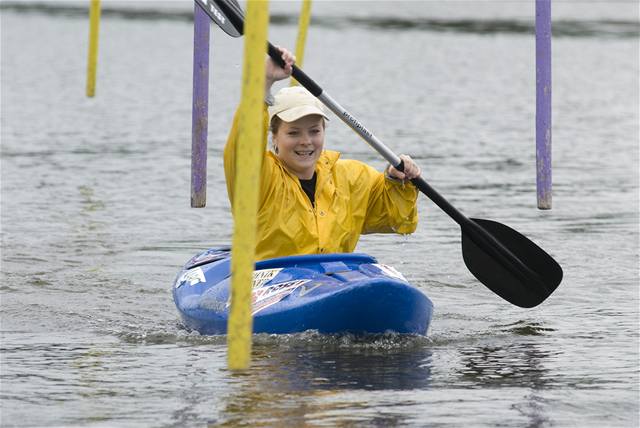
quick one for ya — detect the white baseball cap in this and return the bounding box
[268,86,330,123]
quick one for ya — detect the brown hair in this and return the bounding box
[270,116,284,135]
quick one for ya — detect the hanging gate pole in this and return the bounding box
[227,0,270,371]
[291,0,312,86]
[191,3,211,208]
[536,0,552,210]
[86,0,101,97]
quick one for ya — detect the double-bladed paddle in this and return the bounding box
[195,0,563,308]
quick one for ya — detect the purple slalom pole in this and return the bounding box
[191,2,211,208]
[536,0,552,209]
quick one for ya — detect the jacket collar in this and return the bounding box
[315,150,340,174]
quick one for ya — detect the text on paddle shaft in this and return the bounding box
[199,0,226,24]
[342,112,372,138]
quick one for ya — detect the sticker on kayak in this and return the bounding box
[252,268,282,289]
[252,279,310,315]
[226,279,310,315]
[175,267,206,288]
[372,264,407,282]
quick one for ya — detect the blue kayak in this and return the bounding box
[173,247,433,335]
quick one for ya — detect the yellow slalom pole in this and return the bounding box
[290,0,312,86]
[227,0,269,371]
[86,0,101,97]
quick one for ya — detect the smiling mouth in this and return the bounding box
[294,150,315,156]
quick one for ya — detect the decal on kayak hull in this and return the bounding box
[175,267,206,288]
[226,278,311,315]
[252,268,282,289]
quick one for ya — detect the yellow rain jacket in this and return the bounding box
[224,106,419,261]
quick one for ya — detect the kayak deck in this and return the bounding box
[173,247,433,335]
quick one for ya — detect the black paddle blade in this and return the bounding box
[195,0,243,37]
[461,218,563,308]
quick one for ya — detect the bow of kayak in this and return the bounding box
[173,247,433,335]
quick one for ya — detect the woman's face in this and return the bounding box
[273,114,325,180]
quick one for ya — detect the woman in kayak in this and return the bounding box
[224,47,422,261]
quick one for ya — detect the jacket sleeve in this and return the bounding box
[223,104,271,208]
[359,164,419,235]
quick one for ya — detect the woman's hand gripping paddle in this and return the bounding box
[195,0,563,308]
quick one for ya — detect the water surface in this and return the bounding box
[1,2,638,427]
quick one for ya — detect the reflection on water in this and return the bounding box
[215,333,432,426]
[454,340,557,428]
[457,342,557,388]
[252,333,433,391]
